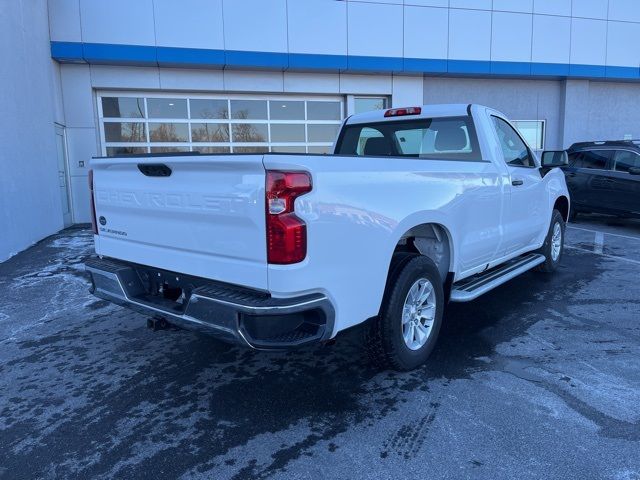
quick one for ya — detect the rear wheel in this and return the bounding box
[365,255,444,371]
[536,209,565,273]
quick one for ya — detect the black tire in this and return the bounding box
[536,209,565,273]
[365,255,444,371]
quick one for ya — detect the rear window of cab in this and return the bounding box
[335,116,482,161]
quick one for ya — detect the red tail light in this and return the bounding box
[266,171,312,264]
[88,169,98,235]
[384,106,422,117]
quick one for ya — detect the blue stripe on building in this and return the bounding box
[50,41,640,81]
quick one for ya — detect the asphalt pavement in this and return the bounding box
[0,215,639,479]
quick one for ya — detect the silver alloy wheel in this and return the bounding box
[551,221,562,261]
[401,278,437,351]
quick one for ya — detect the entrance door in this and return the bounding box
[55,125,72,226]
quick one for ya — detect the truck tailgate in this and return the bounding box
[91,154,268,290]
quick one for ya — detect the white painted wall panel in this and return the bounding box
[391,76,423,107]
[347,2,403,57]
[159,68,224,91]
[572,0,608,19]
[69,175,90,223]
[561,80,590,147]
[608,0,640,23]
[1,0,63,261]
[448,9,491,61]
[404,6,448,60]
[60,64,94,128]
[90,65,161,89]
[283,72,340,94]
[339,74,392,94]
[223,0,287,53]
[606,21,640,67]
[223,70,284,92]
[570,18,607,66]
[533,0,571,16]
[588,81,640,140]
[288,0,347,56]
[153,0,224,49]
[65,128,97,177]
[531,15,571,64]
[50,63,65,124]
[48,0,81,42]
[492,0,533,14]
[491,12,532,62]
[79,0,155,45]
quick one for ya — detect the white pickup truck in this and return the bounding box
[86,104,570,370]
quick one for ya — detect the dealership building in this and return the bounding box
[2,0,640,261]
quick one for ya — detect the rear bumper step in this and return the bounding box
[450,253,545,302]
[85,257,334,349]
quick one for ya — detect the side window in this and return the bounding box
[568,152,582,167]
[614,150,640,172]
[571,150,613,169]
[491,116,535,167]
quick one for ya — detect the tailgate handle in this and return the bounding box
[138,164,172,177]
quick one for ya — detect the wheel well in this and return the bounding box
[393,223,452,282]
[554,196,569,221]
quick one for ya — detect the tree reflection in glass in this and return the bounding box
[232,110,267,143]
[191,124,229,142]
[104,122,146,142]
[149,123,188,142]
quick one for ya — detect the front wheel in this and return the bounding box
[536,209,565,273]
[365,255,444,371]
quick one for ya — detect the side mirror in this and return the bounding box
[541,150,568,167]
[629,167,640,175]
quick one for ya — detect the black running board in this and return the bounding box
[450,253,545,302]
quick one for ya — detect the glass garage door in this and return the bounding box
[97,93,344,156]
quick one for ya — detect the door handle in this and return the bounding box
[512,179,524,186]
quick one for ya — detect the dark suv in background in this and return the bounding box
[563,140,640,220]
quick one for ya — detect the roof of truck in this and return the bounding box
[344,103,485,125]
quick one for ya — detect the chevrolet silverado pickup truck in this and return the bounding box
[85,104,570,370]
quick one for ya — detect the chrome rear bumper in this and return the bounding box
[85,257,334,349]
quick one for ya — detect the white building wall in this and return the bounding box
[0,0,63,262]
[48,0,640,73]
[424,77,564,149]
[587,82,640,142]
[1,0,637,258]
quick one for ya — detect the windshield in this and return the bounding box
[335,116,481,161]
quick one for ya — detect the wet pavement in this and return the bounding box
[1,216,639,479]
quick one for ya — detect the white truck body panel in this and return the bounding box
[263,155,508,331]
[92,155,268,290]
[89,104,570,342]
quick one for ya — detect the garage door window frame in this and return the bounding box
[97,91,345,156]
